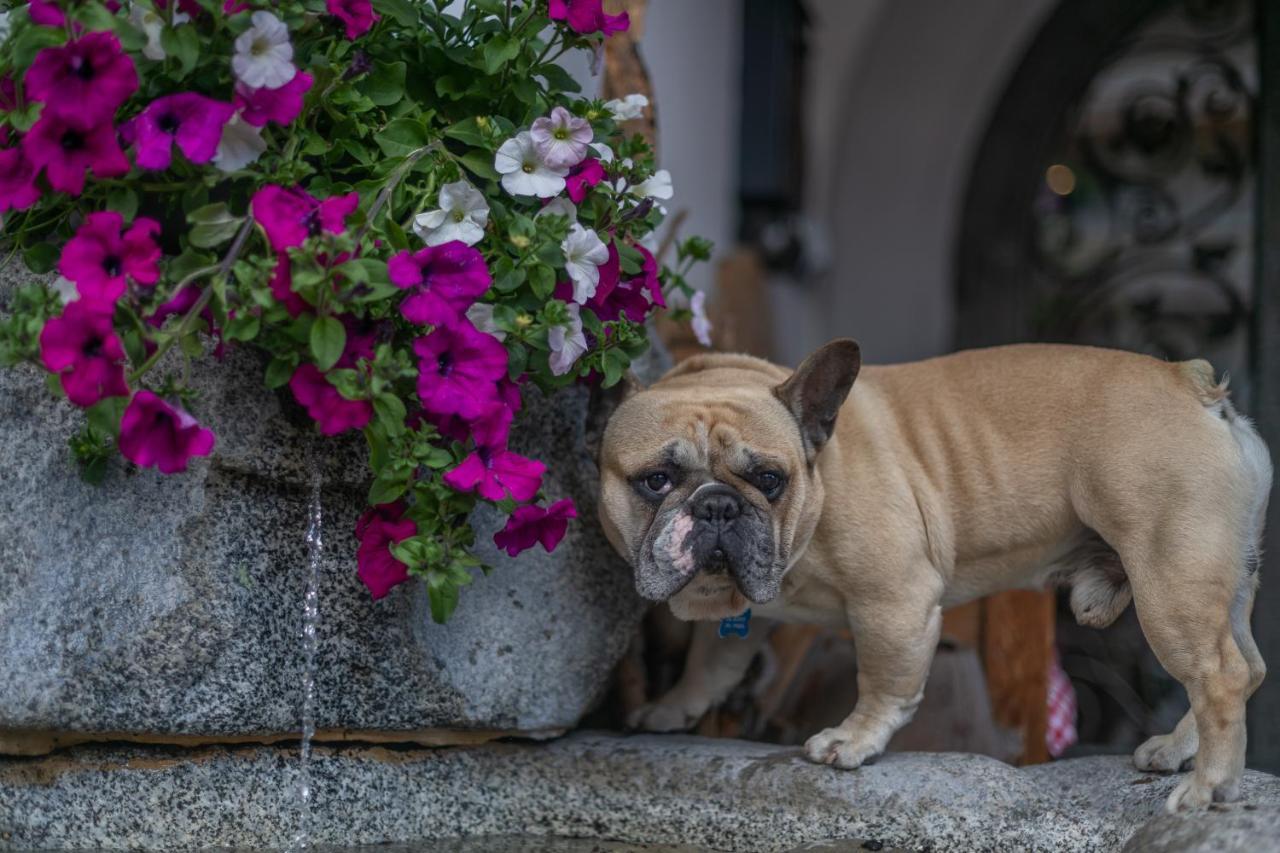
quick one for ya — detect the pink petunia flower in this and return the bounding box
[25,33,138,122]
[529,106,593,169]
[548,0,629,36]
[288,363,373,435]
[355,502,417,599]
[28,0,66,26]
[118,390,216,473]
[443,428,546,503]
[493,498,577,557]
[234,71,313,127]
[414,319,509,421]
[389,242,492,326]
[251,185,360,252]
[566,157,605,203]
[39,300,130,407]
[0,147,41,213]
[59,212,161,307]
[22,111,129,196]
[267,254,310,317]
[327,0,379,40]
[132,93,235,170]
[223,0,249,12]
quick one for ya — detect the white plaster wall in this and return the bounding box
[795,0,1058,365]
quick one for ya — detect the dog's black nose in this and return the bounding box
[691,485,743,522]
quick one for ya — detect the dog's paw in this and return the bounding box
[626,698,704,732]
[1134,733,1196,773]
[1165,775,1240,813]
[803,727,880,770]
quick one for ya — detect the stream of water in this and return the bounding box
[288,475,324,852]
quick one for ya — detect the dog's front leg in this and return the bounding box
[628,616,774,732]
[804,579,942,769]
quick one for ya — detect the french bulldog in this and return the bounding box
[590,340,1271,813]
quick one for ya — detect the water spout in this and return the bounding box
[289,474,323,851]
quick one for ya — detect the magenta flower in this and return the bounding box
[23,111,129,196]
[28,0,66,26]
[413,319,509,421]
[566,157,605,203]
[223,0,249,12]
[389,242,492,326]
[443,432,546,503]
[493,498,577,557]
[548,0,629,36]
[327,0,379,39]
[59,212,162,307]
[132,93,235,170]
[267,255,309,317]
[39,300,130,407]
[565,241,663,324]
[118,390,216,473]
[0,147,40,213]
[235,71,313,127]
[252,185,360,251]
[355,502,417,599]
[289,363,373,435]
[25,33,138,122]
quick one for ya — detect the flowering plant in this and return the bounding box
[0,0,711,621]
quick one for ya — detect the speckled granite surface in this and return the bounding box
[0,263,649,744]
[2,733,1278,852]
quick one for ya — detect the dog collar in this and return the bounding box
[718,609,751,638]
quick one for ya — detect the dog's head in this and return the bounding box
[590,340,860,620]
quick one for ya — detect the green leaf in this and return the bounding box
[85,396,127,437]
[160,25,200,77]
[75,2,119,32]
[527,264,555,299]
[22,243,59,274]
[112,16,148,52]
[442,117,488,148]
[481,33,520,74]
[427,573,460,623]
[368,470,410,505]
[357,60,407,106]
[372,0,417,27]
[535,63,581,94]
[187,203,244,249]
[106,186,139,221]
[264,355,297,389]
[9,25,65,69]
[224,313,261,343]
[458,149,499,181]
[374,118,430,158]
[374,394,407,436]
[309,315,347,372]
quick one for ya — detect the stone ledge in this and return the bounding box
[2,732,1278,852]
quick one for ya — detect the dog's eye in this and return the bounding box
[755,471,784,499]
[640,471,672,496]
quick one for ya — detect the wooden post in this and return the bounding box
[982,590,1055,765]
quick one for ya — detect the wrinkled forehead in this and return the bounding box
[606,387,803,473]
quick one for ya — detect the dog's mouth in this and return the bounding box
[667,571,751,621]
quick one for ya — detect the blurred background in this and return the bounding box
[583,0,1280,774]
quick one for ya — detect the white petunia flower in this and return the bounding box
[536,197,577,221]
[232,11,296,89]
[561,224,610,304]
[129,2,189,61]
[691,291,712,347]
[51,276,77,305]
[590,142,614,163]
[548,303,587,376]
[412,180,489,247]
[213,114,266,173]
[631,168,673,201]
[494,131,568,198]
[466,303,506,342]
[604,93,648,122]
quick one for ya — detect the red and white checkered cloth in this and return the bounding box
[1046,650,1078,758]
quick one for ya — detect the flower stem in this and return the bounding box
[356,143,440,243]
[127,219,255,385]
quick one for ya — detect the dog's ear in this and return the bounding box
[585,373,642,462]
[774,339,861,459]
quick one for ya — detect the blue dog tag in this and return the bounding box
[718,609,751,639]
